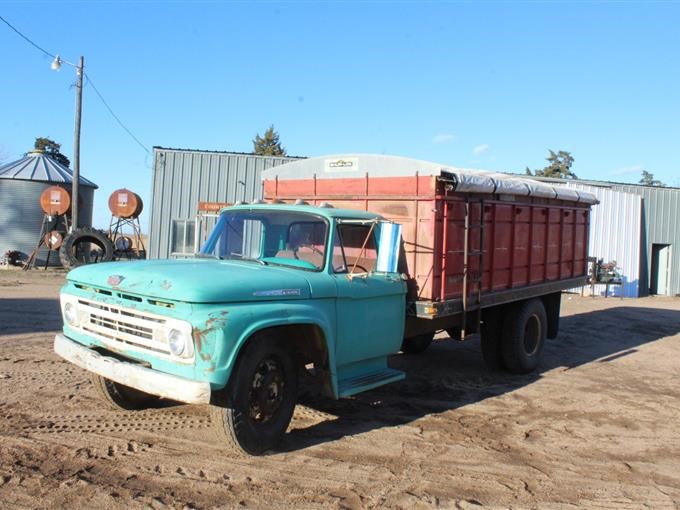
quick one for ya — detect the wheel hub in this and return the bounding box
[523,314,541,355]
[248,358,285,423]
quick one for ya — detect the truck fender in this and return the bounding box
[225,312,338,397]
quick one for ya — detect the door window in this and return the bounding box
[333,223,378,274]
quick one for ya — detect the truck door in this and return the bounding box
[332,221,406,366]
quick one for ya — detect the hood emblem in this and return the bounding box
[107,275,125,286]
[253,288,301,297]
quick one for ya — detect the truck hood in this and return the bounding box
[66,259,313,303]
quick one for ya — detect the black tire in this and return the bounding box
[60,227,115,269]
[446,328,460,340]
[480,311,505,370]
[90,373,160,411]
[501,299,547,374]
[211,335,298,456]
[401,333,434,354]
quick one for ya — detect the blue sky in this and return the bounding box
[1,1,679,229]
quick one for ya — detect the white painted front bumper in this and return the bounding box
[54,334,211,405]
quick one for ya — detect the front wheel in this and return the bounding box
[90,374,160,410]
[211,335,298,455]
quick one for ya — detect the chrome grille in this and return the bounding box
[77,298,171,355]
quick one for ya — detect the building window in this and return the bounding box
[171,219,195,255]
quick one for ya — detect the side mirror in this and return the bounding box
[376,222,402,273]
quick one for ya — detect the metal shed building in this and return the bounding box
[546,177,680,297]
[561,182,643,297]
[607,183,680,296]
[148,147,299,259]
[0,151,97,266]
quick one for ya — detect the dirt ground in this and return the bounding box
[1,269,679,510]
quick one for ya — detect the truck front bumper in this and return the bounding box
[54,334,211,405]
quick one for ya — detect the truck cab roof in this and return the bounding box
[222,203,383,222]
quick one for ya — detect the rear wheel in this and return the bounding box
[446,328,460,340]
[501,299,547,374]
[211,335,297,455]
[90,374,159,410]
[401,333,434,354]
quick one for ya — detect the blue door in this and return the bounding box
[331,222,406,366]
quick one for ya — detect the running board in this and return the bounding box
[337,365,405,397]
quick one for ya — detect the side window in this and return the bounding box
[333,224,378,273]
[171,219,195,256]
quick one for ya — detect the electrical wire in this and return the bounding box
[0,14,56,59]
[0,14,150,156]
[85,74,150,154]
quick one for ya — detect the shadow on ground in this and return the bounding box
[0,298,62,334]
[281,306,680,452]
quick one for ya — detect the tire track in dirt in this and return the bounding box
[0,408,213,436]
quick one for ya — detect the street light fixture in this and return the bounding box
[51,54,84,232]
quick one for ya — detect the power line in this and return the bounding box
[85,74,150,154]
[0,14,150,156]
[0,14,56,60]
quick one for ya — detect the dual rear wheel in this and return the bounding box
[481,298,547,374]
[401,298,548,375]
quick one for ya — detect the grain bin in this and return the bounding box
[0,150,98,266]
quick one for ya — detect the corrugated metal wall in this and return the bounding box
[149,148,299,259]
[561,182,642,297]
[607,184,680,296]
[0,180,95,266]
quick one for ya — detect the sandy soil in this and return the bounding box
[1,269,679,509]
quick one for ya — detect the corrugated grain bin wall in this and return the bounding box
[0,152,96,266]
[149,148,299,259]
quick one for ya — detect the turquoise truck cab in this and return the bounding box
[54,203,406,454]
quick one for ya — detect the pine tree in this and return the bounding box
[32,137,70,167]
[526,150,576,179]
[639,170,665,187]
[252,125,286,156]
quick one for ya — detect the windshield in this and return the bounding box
[200,209,328,271]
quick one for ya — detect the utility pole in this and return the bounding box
[71,55,84,231]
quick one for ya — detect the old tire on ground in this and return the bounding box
[480,311,505,370]
[501,299,547,374]
[59,227,115,269]
[401,333,434,354]
[211,335,298,455]
[90,373,160,411]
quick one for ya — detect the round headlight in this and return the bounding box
[168,328,188,356]
[64,302,78,326]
